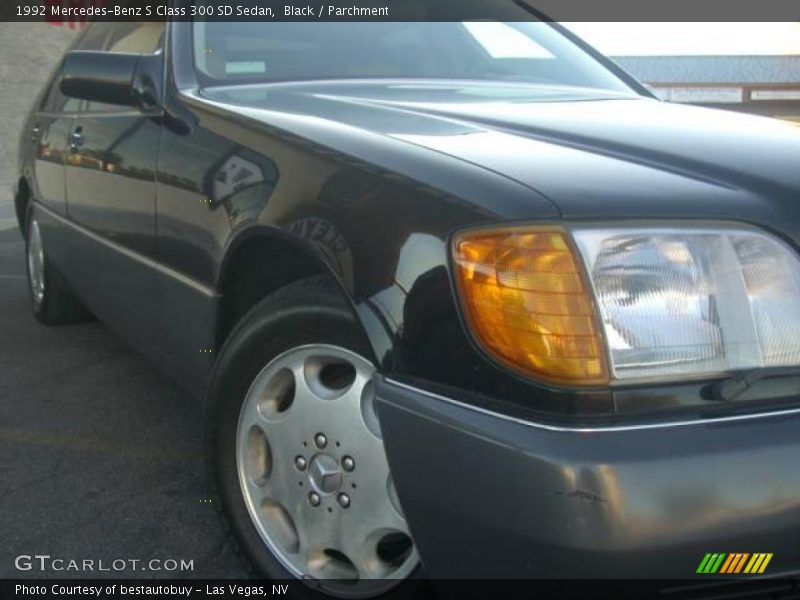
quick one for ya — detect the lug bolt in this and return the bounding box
[342,456,355,472]
[308,492,320,507]
[295,456,307,471]
[337,493,350,508]
[314,433,327,449]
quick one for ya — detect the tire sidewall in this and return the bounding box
[24,207,48,320]
[205,296,378,593]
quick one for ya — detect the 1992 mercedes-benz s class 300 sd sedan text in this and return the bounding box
[14,12,800,594]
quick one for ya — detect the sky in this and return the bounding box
[565,22,800,56]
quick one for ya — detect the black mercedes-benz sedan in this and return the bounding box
[14,13,800,594]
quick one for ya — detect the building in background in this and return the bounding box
[614,55,800,122]
[0,23,75,212]
[568,23,800,122]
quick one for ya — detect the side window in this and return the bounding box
[38,22,114,113]
[40,66,66,112]
[62,97,83,112]
[40,64,82,113]
[84,22,166,113]
[85,100,130,113]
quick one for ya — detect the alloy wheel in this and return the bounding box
[27,217,45,306]
[235,344,418,596]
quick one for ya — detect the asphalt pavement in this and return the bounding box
[0,225,247,579]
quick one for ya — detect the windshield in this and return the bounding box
[192,22,636,94]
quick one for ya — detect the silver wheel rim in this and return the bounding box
[27,217,45,306]
[236,344,418,597]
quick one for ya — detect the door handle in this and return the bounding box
[68,127,83,152]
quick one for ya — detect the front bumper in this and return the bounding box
[374,376,800,578]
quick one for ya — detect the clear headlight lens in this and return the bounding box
[452,223,800,386]
[573,226,800,382]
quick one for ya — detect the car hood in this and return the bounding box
[199,81,800,227]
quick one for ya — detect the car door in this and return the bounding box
[28,22,115,219]
[65,22,164,255]
[31,63,82,217]
[61,22,166,352]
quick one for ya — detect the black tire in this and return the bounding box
[24,206,92,326]
[205,276,428,598]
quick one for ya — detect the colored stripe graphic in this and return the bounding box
[711,554,726,573]
[719,553,735,573]
[734,553,749,573]
[699,553,773,574]
[697,553,713,573]
[697,553,727,573]
[744,553,773,574]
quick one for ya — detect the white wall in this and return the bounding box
[0,23,76,206]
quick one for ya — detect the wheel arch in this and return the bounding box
[15,176,32,235]
[214,226,380,366]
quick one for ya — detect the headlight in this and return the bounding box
[452,226,609,385]
[452,223,800,386]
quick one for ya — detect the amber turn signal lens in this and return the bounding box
[452,226,609,386]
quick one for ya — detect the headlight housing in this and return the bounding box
[452,223,800,386]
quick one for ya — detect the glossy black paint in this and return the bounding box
[61,50,141,107]
[376,376,800,578]
[18,20,800,416]
[29,112,72,216]
[16,19,800,581]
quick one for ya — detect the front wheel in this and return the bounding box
[206,277,421,597]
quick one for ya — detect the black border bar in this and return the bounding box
[4,0,800,22]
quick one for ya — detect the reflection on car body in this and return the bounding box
[14,11,800,592]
